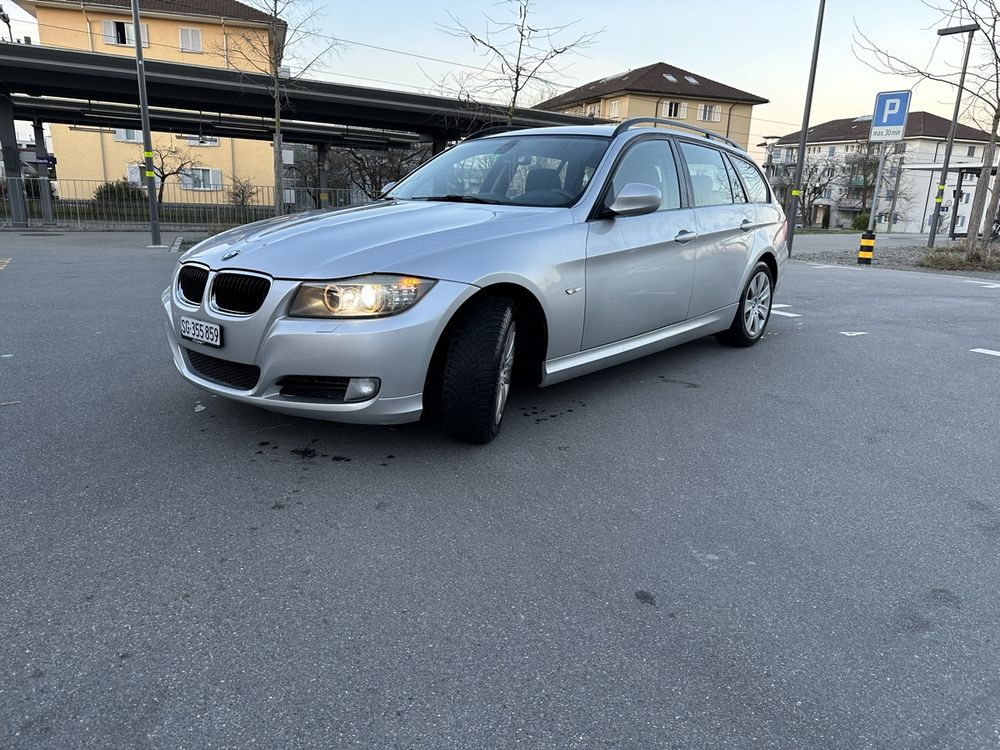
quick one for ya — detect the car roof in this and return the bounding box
[475,124,750,156]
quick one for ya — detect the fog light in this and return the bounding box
[344,377,381,403]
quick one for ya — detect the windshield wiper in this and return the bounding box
[413,194,503,205]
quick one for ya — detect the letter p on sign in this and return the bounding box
[870,90,911,142]
[883,99,900,121]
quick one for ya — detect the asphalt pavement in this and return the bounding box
[2,232,999,749]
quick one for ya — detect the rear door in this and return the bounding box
[583,137,697,350]
[677,141,755,318]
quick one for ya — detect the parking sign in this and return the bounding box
[870,90,911,142]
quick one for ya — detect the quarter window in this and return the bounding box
[679,141,736,207]
[729,155,769,203]
[608,139,681,211]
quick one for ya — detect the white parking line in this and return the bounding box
[0,258,10,272]
[961,280,1000,289]
[971,348,1000,358]
[840,332,869,337]
[771,310,802,318]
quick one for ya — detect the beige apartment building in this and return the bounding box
[536,62,768,151]
[12,0,282,195]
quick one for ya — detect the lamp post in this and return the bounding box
[130,0,163,247]
[786,0,826,256]
[0,5,13,42]
[927,22,979,248]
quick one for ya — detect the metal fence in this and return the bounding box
[0,177,363,231]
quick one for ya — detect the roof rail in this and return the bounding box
[463,124,528,141]
[611,117,743,150]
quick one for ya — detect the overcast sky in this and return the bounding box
[5,0,985,158]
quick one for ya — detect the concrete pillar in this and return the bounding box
[317,144,329,208]
[0,97,28,228]
[33,120,54,226]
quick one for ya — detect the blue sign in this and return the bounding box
[870,90,911,141]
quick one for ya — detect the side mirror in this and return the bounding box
[606,182,661,217]
[380,181,397,196]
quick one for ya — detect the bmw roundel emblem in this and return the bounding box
[222,249,241,261]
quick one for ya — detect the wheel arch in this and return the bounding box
[423,282,549,413]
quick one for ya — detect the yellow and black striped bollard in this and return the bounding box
[858,231,875,265]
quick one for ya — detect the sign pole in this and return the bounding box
[867,144,888,232]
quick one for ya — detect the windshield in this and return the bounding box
[387,135,611,208]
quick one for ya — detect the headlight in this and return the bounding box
[289,274,436,318]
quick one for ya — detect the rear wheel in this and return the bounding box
[717,262,773,348]
[441,297,517,444]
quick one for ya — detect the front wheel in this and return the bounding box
[717,262,773,348]
[441,297,517,444]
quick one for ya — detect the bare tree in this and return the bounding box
[141,142,202,207]
[328,146,432,200]
[227,175,258,207]
[854,1,1000,258]
[797,158,841,227]
[441,0,602,123]
[217,0,337,216]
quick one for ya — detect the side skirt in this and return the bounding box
[542,305,737,387]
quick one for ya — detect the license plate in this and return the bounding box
[179,316,222,348]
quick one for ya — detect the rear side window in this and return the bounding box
[729,155,769,203]
[724,157,748,204]
[679,142,736,207]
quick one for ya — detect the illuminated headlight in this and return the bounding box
[289,274,436,318]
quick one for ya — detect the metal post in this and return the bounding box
[867,144,889,232]
[786,0,826,256]
[0,95,28,227]
[948,169,965,239]
[32,120,54,225]
[887,153,904,233]
[317,143,329,208]
[928,27,976,248]
[130,0,162,246]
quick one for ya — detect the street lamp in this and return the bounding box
[0,5,14,42]
[786,0,826,256]
[927,22,980,248]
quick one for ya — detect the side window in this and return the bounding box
[730,155,769,203]
[723,157,748,204]
[608,139,681,211]
[679,142,736,207]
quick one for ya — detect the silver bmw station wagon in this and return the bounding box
[164,118,787,443]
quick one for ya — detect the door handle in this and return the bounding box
[739,219,754,232]
[674,230,697,244]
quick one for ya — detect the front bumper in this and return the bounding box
[163,271,477,424]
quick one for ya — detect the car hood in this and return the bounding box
[180,200,568,281]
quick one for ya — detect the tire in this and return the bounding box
[441,296,517,444]
[717,262,773,348]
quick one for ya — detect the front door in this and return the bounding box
[583,138,697,350]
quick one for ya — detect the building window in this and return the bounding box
[185,134,219,147]
[126,163,160,188]
[179,27,203,53]
[181,168,222,191]
[967,145,976,157]
[662,101,688,119]
[697,104,721,122]
[586,102,600,118]
[684,75,699,84]
[102,20,148,47]
[113,128,142,143]
[827,146,836,156]
[663,73,677,82]
[607,99,621,118]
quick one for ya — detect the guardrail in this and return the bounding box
[0,177,363,230]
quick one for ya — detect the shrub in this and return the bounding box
[852,213,870,231]
[94,179,146,204]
